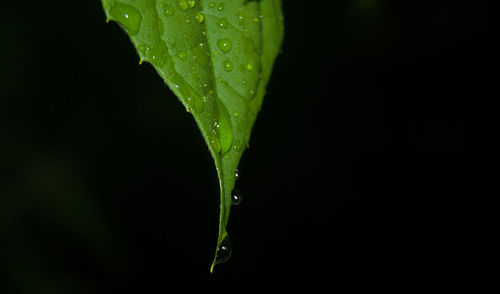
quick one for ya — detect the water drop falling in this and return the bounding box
[215,236,232,265]
[217,39,232,53]
[231,189,242,206]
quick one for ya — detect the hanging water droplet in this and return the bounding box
[235,169,240,181]
[217,18,228,29]
[215,236,232,265]
[177,0,188,11]
[109,3,142,35]
[231,189,242,205]
[223,60,233,72]
[195,11,204,23]
[217,39,232,53]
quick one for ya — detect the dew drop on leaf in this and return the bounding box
[217,3,225,11]
[231,189,242,206]
[237,13,244,25]
[209,133,222,154]
[215,99,233,153]
[195,11,204,23]
[159,0,174,16]
[109,2,142,35]
[223,60,233,72]
[177,51,187,60]
[216,18,228,29]
[177,0,188,11]
[215,236,232,264]
[188,0,195,8]
[217,39,232,53]
[209,2,216,8]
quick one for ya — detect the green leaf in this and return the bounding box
[101,0,283,271]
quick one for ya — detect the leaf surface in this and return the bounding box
[101,0,283,271]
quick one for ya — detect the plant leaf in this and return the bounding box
[101,0,284,271]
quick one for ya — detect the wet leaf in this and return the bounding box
[101,0,283,271]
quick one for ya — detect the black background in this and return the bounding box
[1,0,498,292]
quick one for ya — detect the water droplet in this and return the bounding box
[215,98,233,153]
[246,63,253,71]
[253,17,260,22]
[223,60,233,72]
[209,2,216,8]
[217,39,232,53]
[177,51,187,60]
[242,79,247,85]
[235,169,240,181]
[109,3,142,35]
[215,236,232,265]
[231,189,242,205]
[188,0,195,8]
[195,11,204,23]
[162,4,174,16]
[217,18,228,29]
[217,3,225,11]
[177,0,188,11]
[237,13,244,24]
[209,133,221,153]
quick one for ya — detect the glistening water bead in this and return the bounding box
[217,39,232,53]
[231,189,242,206]
[235,169,240,181]
[215,236,232,265]
[109,3,142,35]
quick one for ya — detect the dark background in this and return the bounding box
[1,0,498,292]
